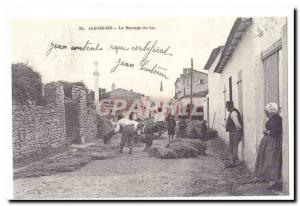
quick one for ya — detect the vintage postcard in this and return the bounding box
[7,7,294,200]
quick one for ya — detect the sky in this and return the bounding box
[11,17,236,99]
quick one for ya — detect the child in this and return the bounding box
[166,114,176,142]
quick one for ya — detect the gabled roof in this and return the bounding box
[214,18,252,73]
[203,46,224,70]
[101,88,143,99]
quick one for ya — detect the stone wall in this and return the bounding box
[13,82,66,161]
[71,85,97,143]
[13,82,99,161]
[64,97,80,143]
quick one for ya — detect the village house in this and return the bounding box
[102,88,144,102]
[175,68,208,120]
[101,88,149,119]
[203,17,288,192]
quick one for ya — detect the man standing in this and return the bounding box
[114,113,139,154]
[225,101,243,167]
[166,114,176,142]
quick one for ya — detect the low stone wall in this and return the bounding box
[12,103,66,161]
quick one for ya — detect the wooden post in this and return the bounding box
[190,58,193,120]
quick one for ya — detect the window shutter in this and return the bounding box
[262,39,281,106]
[263,51,279,105]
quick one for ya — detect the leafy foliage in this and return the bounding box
[57,80,88,98]
[58,80,94,108]
[12,63,43,105]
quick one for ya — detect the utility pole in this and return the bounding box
[93,60,100,114]
[190,58,193,120]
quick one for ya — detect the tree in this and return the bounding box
[12,63,43,105]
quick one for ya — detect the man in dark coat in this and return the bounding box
[225,101,243,168]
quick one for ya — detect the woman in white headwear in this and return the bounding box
[254,102,282,191]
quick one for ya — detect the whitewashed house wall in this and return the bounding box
[206,17,288,192]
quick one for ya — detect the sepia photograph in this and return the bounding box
[1,3,295,201]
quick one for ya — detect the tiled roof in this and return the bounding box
[203,46,224,70]
[214,18,252,73]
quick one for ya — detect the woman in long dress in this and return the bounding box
[254,102,282,191]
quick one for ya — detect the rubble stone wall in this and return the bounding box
[12,83,99,161]
[13,83,66,161]
[71,85,97,143]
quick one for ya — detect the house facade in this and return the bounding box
[175,68,208,119]
[204,17,289,192]
[100,88,146,119]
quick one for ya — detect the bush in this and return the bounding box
[12,63,43,105]
[58,80,88,98]
[58,80,95,109]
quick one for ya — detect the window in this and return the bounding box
[200,79,205,84]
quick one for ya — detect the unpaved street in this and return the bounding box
[14,135,277,199]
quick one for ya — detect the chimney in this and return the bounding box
[183,68,187,76]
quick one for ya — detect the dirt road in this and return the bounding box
[13,135,278,199]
